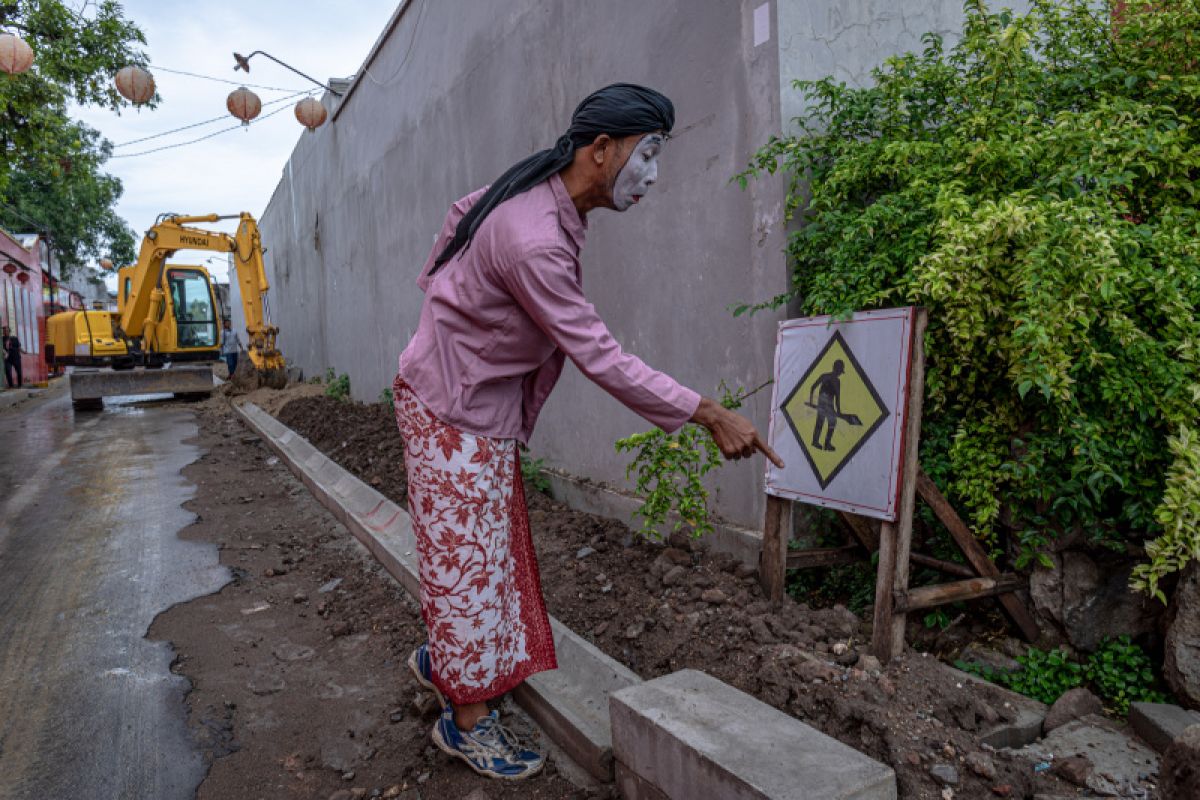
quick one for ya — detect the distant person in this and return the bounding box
[393,83,783,780]
[220,318,242,377]
[2,326,21,389]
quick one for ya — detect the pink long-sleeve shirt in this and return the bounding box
[397,173,701,445]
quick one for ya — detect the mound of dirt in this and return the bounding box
[274,395,1078,799]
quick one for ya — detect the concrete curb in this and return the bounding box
[234,401,639,782]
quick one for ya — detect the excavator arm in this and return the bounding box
[120,212,285,385]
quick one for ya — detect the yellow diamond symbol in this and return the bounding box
[781,331,890,489]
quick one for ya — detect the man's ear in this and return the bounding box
[590,134,614,165]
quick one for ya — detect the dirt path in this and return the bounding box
[149,399,594,800]
[275,395,1081,800]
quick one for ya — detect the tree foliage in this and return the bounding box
[738,1,1200,589]
[0,1,150,272]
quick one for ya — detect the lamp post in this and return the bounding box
[233,51,343,96]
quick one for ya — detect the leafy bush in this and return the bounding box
[521,453,551,495]
[737,0,1200,585]
[324,368,351,402]
[616,382,768,540]
[378,387,394,405]
[958,636,1167,713]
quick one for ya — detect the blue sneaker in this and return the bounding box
[431,707,545,780]
[408,643,446,708]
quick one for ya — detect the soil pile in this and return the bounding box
[275,395,1080,799]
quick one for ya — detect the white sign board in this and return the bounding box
[764,307,916,521]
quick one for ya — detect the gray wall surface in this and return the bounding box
[247,0,1006,530]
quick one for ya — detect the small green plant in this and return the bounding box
[616,381,769,540]
[324,368,351,402]
[521,453,551,494]
[378,387,394,405]
[1086,636,1168,715]
[923,609,953,631]
[958,636,1168,713]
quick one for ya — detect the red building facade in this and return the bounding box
[0,229,48,385]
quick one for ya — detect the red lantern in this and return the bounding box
[227,86,262,125]
[16,271,29,284]
[115,65,155,104]
[0,32,33,75]
[294,97,327,131]
[2,262,17,274]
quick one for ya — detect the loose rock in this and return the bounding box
[965,751,997,780]
[1160,723,1200,799]
[929,763,959,786]
[1044,687,1103,733]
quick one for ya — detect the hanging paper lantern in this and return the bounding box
[0,32,34,75]
[99,258,114,270]
[114,65,155,104]
[227,86,262,125]
[294,97,327,131]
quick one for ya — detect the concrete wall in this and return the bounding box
[248,0,1013,530]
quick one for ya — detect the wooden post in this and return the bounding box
[759,495,791,603]
[915,469,1041,642]
[872,308,928,662]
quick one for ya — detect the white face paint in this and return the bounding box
[611,134,664,211]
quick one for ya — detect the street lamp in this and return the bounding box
[232,51,340,130]
[233,51,343,96]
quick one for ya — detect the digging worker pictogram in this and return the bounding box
[807,359,858,451]
[392,84,783,780]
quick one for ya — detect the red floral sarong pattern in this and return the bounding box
[392,376,556,705]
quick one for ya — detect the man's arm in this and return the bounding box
[500,246,782,466]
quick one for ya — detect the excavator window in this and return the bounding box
[167,270,217,349]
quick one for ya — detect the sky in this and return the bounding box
[68,0,400,288]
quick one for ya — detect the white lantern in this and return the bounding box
[99,258,114,271]
[115,65,155,104]
[227,86,262,125]
[0,32,34,75]
[294,97,327,131]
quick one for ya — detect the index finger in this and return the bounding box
[753,431,785,469]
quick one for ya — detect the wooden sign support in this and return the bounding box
[758,308,1040,662]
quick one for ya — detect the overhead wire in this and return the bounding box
[361,0,426,88]
[110,99,310,159]
[112,90,312,148]
[149,65,308,93]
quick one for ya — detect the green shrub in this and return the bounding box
[521,453,551,495]
[378,387,394,405]
[958,636,1168,713]
[324,368,351,402]
[616,382,768,540]
[737,0,1200,588]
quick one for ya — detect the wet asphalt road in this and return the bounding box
[0,388,229,799]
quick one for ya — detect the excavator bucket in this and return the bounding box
[225,357,287,395]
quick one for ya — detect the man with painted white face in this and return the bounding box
[392,83,782,780]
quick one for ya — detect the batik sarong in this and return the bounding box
[392,376,557,704]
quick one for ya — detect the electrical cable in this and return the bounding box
[110,100,306,159]
[112,90,312,148]
[150,65,307,93]
[361,0,426,88]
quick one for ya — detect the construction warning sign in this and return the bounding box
[765,308,918,521]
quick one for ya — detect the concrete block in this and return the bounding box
[617,760,670,800]
[1129,702,1200,753]
[1014,714,1158,796]
[610,669,896,799]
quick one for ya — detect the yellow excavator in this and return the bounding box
[48,212,286,409]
